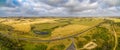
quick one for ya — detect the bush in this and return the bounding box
[0,24,13,31]
[76,41,84,48]
[50,44,65,50]
[0,33,24,50]
[115,22,120,26]
[116,38,120,50]
[34,44,48,50]
[92,27,109,41]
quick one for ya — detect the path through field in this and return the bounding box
[112,24,118,50]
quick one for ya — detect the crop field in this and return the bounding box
[108,18,120,22]
[0,17,120,50]
[51,24,89,38]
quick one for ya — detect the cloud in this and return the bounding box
[0,0,120,16]
[64,0,99,13]
[103,0,120,6]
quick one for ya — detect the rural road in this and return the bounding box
[66,42,76,50]
[66,38,76,50]
[111,22,118,50]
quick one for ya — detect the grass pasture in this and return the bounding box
[0,17,116,50]
[0,18,104,39]
[51,24,89,38]
[108,18,120,22]
[12,24,31,32]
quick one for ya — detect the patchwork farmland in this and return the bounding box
[0,17,120,50]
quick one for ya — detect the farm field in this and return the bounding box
[0,17,120,50]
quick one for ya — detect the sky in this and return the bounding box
[0,0,120,16]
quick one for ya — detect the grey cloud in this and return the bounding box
[0,0,120,16]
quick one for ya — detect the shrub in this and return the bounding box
[50,44,65,50]
[34,44,48,50]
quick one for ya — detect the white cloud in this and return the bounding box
[0,0,120,16]
[103,0,120,6]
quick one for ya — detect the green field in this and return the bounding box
[0,17,120,50]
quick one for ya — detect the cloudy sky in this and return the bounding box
[0,0,120,16]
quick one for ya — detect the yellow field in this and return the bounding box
[1,17,114,50]
[1,18,56,32]
[108,18,120,22]
[51,24,89,38]
[12,24,31,32]
[0,18,103,40]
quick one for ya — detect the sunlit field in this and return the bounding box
[51,25,88,38]
[0,17,120,50]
